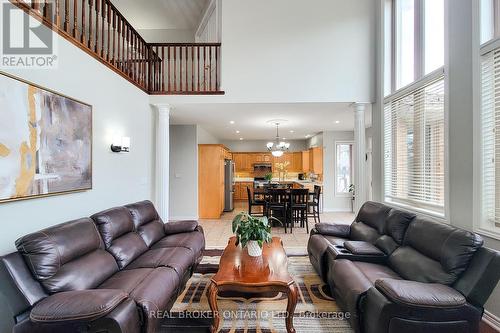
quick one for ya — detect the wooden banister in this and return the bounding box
[9,0,224,95]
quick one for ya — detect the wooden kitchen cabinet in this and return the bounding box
[302,150,310,172]
[198,144,231,219]
[310,147,323,175]
[291,152,302,172]
[236,182,253,201]
[234,183,241,200]
[233,153,252,172]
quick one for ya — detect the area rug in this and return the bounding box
[160,251,353,333]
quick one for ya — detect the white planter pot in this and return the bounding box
[246,240,262,257]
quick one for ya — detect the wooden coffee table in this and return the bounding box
[207,236,298,333]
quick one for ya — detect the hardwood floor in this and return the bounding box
[199,201,354,254]
[481,320,500,333]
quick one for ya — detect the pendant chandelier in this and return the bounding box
[266,121,290,157]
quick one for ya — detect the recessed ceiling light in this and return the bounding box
[289,130,294,133]
[230,120,235,124]
[239,137,244,140]
[335,120,340,124]
[236,130,240,134]
[283,138,287,140]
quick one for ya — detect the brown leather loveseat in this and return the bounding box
[0,200,205,333]
[308,201,500,333]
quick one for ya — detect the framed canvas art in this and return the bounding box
[0,72,92,203]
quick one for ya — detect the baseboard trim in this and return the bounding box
[322,208,354,213]
[169,216,199,221]
[484,310,500,332]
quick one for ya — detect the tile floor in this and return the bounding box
[199,201,355,254]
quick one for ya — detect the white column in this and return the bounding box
[353,103,367,212]
[156,105,171,222]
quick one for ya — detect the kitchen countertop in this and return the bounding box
[234,178,322,186]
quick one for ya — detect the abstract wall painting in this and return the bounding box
[0,72,92,203]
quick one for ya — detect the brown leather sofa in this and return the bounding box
[308,201,500,333]
[0,200,205,333]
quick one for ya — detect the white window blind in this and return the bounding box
[481,45,500,232]
[384,75,445,215]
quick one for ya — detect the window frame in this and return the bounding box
[475,0,500,239]
[383,0,447,220]
[335,141,354,197]
[386,0,444,96]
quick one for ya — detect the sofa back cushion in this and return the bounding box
[351,201,392,243]
[125,200,165,247]
[91,206,148,269]
[389,217,483,285]
[15,218,118,293]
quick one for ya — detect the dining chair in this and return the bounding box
[289,188,309,233]
[307,185,321,224]
[266,188,288,232]
[247,187,266,216]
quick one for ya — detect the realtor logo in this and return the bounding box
[1,1,57,68]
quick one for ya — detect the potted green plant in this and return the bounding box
[232,212,276,256]
[348,184,355,212]
[264,173,273,183]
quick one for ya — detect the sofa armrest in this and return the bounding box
[344,241,385,256]
[30,289,128,323]
[164,220,199,235]
[374,278,466,308]
[314,223,351,237]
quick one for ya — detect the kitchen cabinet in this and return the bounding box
[302,150,310,172]
[198,144,231,218]
[235,182,253,201]
[310,147,323,175]
[233,153,252,172]
[291,152,302,172]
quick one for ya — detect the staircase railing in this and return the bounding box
[9,0,223,94]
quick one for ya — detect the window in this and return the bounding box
[481,0,500,44]
[385,0,445,94]
[480,1,500,235]
[384,76,445,214]
[384,0,445,216]
[336,143,353,195]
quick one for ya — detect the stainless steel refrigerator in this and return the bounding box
[224,159,235,212]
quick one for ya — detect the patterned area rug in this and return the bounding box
[160,251,353,333]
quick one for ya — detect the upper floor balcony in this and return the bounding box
[11,0,223,95]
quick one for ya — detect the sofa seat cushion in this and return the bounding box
[151,231,205,255]
[129,267,180,333]
[328,259,373,332]
[98,268,154,293]
[353,262,402,284]
[375,278,467,308]
[125,247,195,276]
[30,289,128,323]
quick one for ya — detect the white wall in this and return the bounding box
[307,133,324,148]
[138,29,195,43]
[150,0,376,105]
[219,0,375,103]
[0,22,154,254]
[169,125,198,220]
[222,139,307,152]
[197,125,220,144]
[322,131,355,212]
